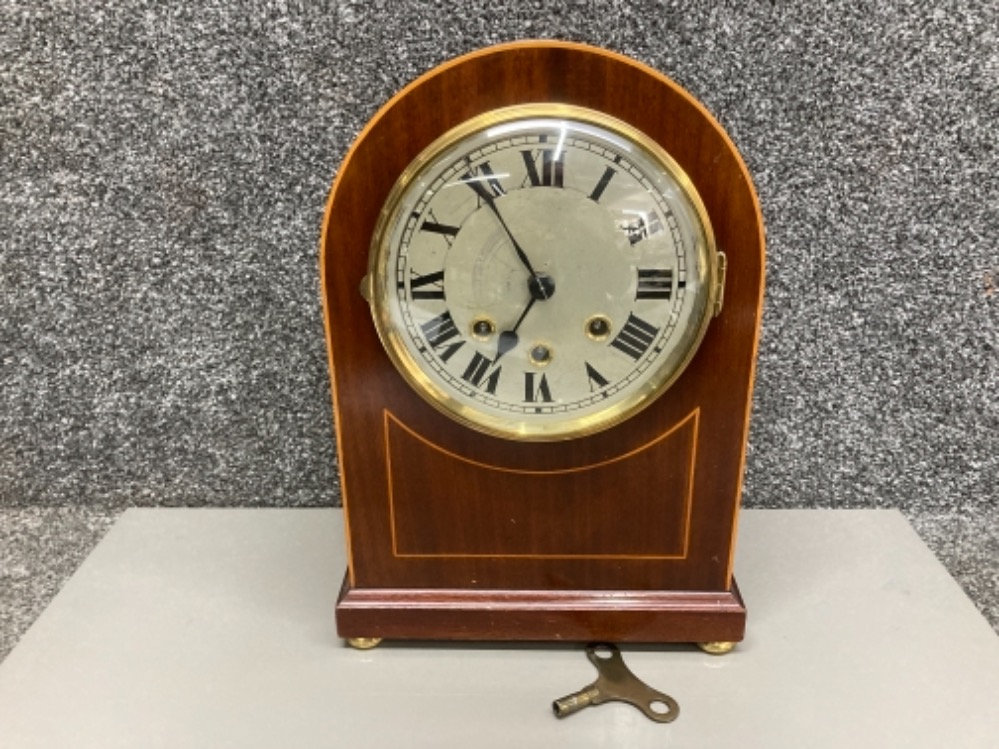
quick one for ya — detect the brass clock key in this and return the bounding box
[553,644,679,723]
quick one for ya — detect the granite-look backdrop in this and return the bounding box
[1,1,997,655]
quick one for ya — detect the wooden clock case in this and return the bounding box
[320,41,765,644]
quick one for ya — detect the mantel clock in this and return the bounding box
[319,41,765,649]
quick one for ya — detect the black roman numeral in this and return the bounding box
[461,161,506,204]
[585,362,610,392]
[524,371,553,403]
[588,166,616,202]
[461,351,502,394]
[609,313,660,360]
[420,311,464,362]
[520,149,564,187]
[624,213,664,245]
[636,268,673,300]
[420,210,459,246]
[409,270,446,300]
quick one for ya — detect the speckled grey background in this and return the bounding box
[1,1,996,659]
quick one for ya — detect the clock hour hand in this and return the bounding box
[493,269,557,364]
[494,296,537,364]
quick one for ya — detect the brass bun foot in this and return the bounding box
[698,641,736,655]
[346,637,383,650]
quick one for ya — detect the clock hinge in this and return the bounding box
[713,252,727,317]
[359,274,374,303]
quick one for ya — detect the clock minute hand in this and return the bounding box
[489,202,542,282]
[462,172,545,288]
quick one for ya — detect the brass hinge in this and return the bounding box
[713,251,727,317]
[359,274,374,303]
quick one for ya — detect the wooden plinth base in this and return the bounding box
[335,575,746,644]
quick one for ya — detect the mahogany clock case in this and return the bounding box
[321,41,765,643]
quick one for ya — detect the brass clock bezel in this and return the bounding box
[366,103,720,442]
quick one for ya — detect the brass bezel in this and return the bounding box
[367,103,719,442]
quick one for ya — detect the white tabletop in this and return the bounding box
[0,508,996,748]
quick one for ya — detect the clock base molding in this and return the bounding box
[335,576,746,645]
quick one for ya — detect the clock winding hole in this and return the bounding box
[529,343,553,367]
[471,317,497,341]
[585,315,613,341]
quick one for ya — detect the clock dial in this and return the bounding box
[368,104,720,440]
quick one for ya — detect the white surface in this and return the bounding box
[0,509,996,748]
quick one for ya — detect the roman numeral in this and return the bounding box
[625,213,664,245]
[409,269,446,300]
[524,371,553,403]
[420,311,464,362]
[420,220,459,237]
[588,166,616,202]
[461,161,506,204]
[520,149,564,187]
[609,313,660,360]
[461,351,502,394]
[636,268,673,300]
[585,362,610,392]
[420,210,459,246]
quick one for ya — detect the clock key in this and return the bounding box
[552,643,679,723]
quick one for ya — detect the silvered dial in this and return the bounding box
[368,104,721,441]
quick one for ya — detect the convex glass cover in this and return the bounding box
[366,104,722,440]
